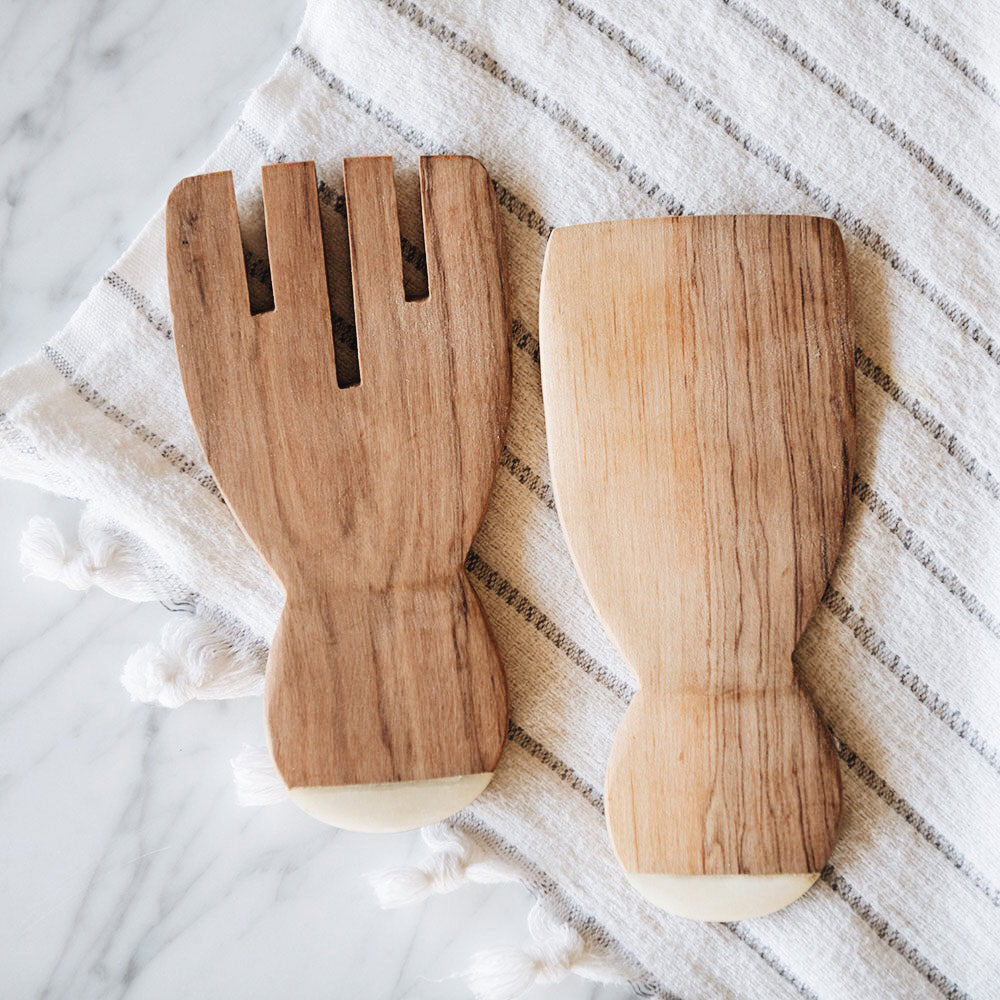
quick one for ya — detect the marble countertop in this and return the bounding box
[0,2,627,997]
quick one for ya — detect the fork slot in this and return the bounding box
[391,163,429,302]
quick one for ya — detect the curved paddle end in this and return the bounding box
[624,871,820,921]
[288,772,494,833]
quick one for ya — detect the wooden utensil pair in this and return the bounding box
[166,156,853,921]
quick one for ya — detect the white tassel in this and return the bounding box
[464,902,628,1000]
[121,616,265,708]
[367,824,520,908]
[231,744,286,806]
[19,512,161,602]
[20,516,97,590]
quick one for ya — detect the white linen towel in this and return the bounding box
[3,1,999,996]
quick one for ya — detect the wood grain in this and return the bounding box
[166,156,510,792]
[539,215,853,878]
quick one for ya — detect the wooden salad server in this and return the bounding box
[539,215,853,920]
[166,156,510,832]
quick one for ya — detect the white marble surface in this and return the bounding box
[0,3,629,997]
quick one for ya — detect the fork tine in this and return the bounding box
[166,171,250,327]
[260,162,333,332]
[419,156,501,308]
[166,171,257,484]
[343,157,407,382]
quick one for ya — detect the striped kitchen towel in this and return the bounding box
[3,0,999,996]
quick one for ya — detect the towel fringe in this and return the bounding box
[121,614,266,708]
[367,826,628,997]
[231,744,286,805]
[367,824,521,907]
[20,508,268,709]
[19,509,162,602]
[463,901,629,1000]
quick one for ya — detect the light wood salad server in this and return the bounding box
[540,215,853,920]
[166,156,510,832]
